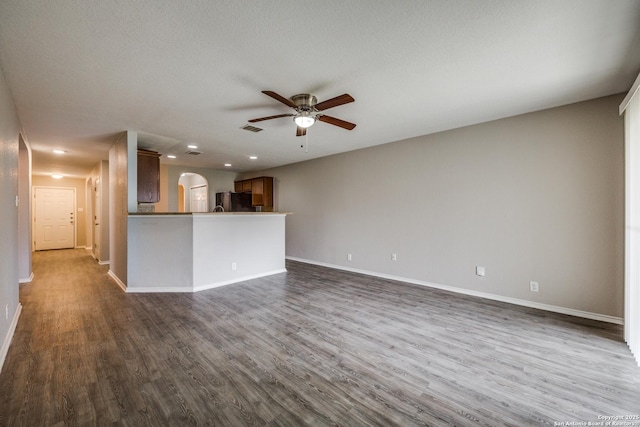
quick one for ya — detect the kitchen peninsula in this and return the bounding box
[126,212,287,292]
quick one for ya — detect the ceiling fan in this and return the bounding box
[249,91,356,137]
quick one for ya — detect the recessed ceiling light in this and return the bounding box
[224,163,232,167]
[249,156,258,160]
[51,174,63,179]
[187,144,198,149]
[53,149,65,154]
[167,155,177,159]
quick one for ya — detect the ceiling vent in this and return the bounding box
[185,150,202,155]
[241,124,263,133]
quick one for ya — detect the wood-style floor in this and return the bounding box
[0,249,639,426]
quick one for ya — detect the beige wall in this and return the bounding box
[245,94,625,318]
[32,175,87,249]
[155,163,169,212]
[109,131,132,286]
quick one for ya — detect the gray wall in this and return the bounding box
[0,64,21,361]
[244,94,625,318]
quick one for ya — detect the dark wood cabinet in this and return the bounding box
[137,149,161,203]
[233,176,274,212]
[251,178,263,206]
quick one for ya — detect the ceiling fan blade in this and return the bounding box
[317,115,356,130]
[296,126,307,137]
[248,114,294,123]
[262,91,297,108]
[313,94,355,111]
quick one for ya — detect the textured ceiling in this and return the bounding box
[0,0,639,177]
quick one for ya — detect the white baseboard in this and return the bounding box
[85,246,92,250]
[286,257,624,325]
[19,272,34,284]
[108,270,127,292]
[126,285,193,293]
[0,304,22,374]
[98,260,110,266]
[126,269,288,293]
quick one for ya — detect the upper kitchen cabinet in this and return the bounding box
[251,178,264,206]
[137,149,161,203]
[234,176,274,212]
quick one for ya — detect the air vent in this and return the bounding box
[185,150,202,155]
[241,124,263,133]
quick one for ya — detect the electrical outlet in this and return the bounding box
[530,281,539,292]
[391,253,397,261]
[476,266,485,277]
[231,262,237,271]
[347,253,352,261]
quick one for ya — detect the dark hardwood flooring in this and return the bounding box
[0,249,639,426]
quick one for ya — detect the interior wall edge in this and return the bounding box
[107,270,126,293]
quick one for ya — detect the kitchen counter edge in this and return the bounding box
[128,212,290,216]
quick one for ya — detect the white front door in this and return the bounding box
[34,187,75,250]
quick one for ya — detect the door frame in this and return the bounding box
[33,186,77,251]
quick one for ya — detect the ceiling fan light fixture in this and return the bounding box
[294,113,315,128]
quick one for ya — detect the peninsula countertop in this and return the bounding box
[128,211,290,216]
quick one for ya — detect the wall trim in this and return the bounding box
[0,304,22,374]
[287,257,624,325]
[108,270,127,292]
[98,260,110,266]
[19,272,34,284]
[126,286,193,293]
[125,269,288,293]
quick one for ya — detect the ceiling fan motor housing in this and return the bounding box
[291,94,318,112]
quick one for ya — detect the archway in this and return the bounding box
[178,173,209,212]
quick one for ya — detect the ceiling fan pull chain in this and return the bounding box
[300,131,309,153]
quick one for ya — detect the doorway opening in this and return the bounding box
[178,173,209,212]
